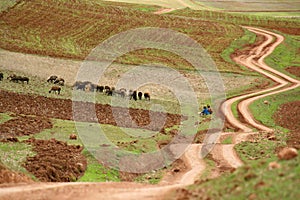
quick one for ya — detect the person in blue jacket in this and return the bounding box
[201,106,210,115]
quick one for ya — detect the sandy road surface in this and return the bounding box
[222,27,300,133]
[1,26,299,199]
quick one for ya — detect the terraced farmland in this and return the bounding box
[196,0,300,12]
[0,0,245,73]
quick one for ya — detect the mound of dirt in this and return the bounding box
[0,115,52,139]
[0,162,33,185]
[274,101,300,149]
[23,138,87,182]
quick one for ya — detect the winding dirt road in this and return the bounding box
[0,27,299,199]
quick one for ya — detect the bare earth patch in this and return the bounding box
[0,162,33,186]
[0,115,52,140]
[285,66,300,77]
[0,90,182,131]
[23,138,87,182]
[274,101,300,149]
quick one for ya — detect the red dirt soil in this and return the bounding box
[0,90,183,132]
[0,115,52,140]
[285,66,300,77]
[0,89,184,183]
[274,101,300,149]
[23,138,87,182]
[0,163,33,186]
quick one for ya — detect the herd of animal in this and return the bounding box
[72,80,151,101]
[0,73,29,84]
[0,73,150,100]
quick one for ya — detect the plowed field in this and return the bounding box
[0,0,244,72]
[0,90,183,134]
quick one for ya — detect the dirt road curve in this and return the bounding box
[0,27,299,199]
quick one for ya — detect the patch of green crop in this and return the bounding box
[0,141,36,177]
[221,28,256,66]
[0,69,73,100]
[168,8,300,31]
[0,0,18,12]
[134,170,163,184]
[235,132,286,163]
[99,124,170,153]
[34,119,173,154]
[78,149,120,182]
[0,112,13,124]
[170,131,299,199]
[249,87,300,131]
[0,69,183,114]
[222,136,233,144]
[201,155,300,200]
[192,156,215,183]
[30,119,82,146]
[265,34,300,80]
[235,12,300,17]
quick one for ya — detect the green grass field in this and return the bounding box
[0,141,36,179]
[249,87,300,131]
[0,0,18,12]
[265,34,300,80]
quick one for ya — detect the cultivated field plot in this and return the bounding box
[195,0,300,12]
[103,0,204,9]
[0,0,245,73]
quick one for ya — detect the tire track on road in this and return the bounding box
[220,26,299,169]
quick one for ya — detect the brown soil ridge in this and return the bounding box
[23,138,87,182]
[0,90,182,132]
[0,115,52,140]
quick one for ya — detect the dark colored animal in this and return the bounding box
[106,89,113,96]
[0,73,3,81]
[7,74,16,80]
[49,85,61,94]
[138,92,143,100]
[73,81,85,90]
[105,87,115,96]
[73,81,98,91]
[10,76,29,84]
[144,93,150,101]
[90,83,97,92]
[130,90,137,101]
[96,85,104,92]
[54,78,65,86]
[104,86,110,92]
[107,90,113,96]
[47,75,58,83]
[77,84,85,90]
